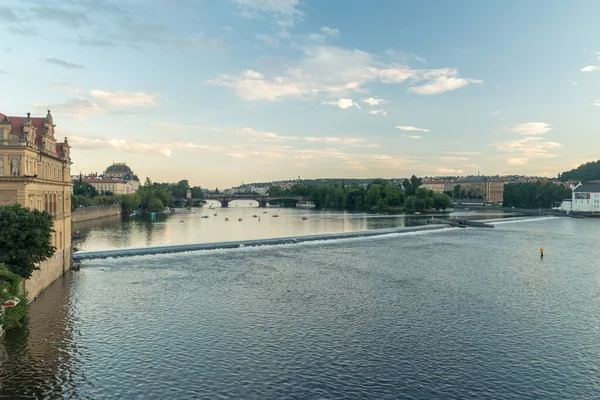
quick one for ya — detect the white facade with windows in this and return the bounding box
[564,183,600,213]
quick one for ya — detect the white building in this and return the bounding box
[562,183,600,213]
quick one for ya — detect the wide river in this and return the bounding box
[2,212,600,399]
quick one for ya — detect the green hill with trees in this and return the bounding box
[559,159,600,182]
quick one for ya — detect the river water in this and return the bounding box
[2,215,600,399]
[72,203,516,252]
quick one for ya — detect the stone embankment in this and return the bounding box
[72,204,121,223]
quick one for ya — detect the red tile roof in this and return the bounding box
[6,115,46,147]
[2,112,67,158]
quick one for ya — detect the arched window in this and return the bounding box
[59,232,62,249]
[44,193,48,212]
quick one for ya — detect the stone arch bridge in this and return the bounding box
[201,195,306,208]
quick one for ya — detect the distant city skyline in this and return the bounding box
[1,0,599,187]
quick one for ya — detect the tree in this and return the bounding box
[453,184,462,199]
[120,193,142,212]
[0,204,55,279]
[560,159,600,182]
[73,181,98,197]
[0,263,27,329]
[147,198,165,212]
[190,187,203,198]
[269,185,284,196]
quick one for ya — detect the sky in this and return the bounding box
[1,0,599,188]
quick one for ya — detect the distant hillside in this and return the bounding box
[560,160,600,182]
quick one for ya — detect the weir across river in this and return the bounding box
[73,224,450,261]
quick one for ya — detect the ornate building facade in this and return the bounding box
[0,110,73,300]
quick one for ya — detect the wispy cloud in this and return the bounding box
[89,90,159,107]
[44,58,85,69]
[509,122,551,135]
[445,151,482,155]
[32,5,88,28]
[208,46,481,100]
[320,26,339,37]
[322,98,360,109]
[303,136,365,145]
[580,65,600,72]
[369,110,386,116]
[493,136,563,165]
[401,134,423,139]
[362,97,386,106]
[396,125,429,132]
[232,127,296,141]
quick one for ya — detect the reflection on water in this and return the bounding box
[3,218,600,399]
[74,203,521,252]
[0,275,79,398]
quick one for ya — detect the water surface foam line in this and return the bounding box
[73,225,450,261]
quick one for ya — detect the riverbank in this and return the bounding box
[72,204,121,223]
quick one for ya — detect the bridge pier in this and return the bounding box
[259,199,268,208]
[221,199,229,208]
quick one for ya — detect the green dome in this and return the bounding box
[105,163,132,175]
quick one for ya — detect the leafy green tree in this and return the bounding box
[73,181,98,197]
[433,193,453,210]
[147,198,165,212]
[269,185,284,196]
[503,182,571,208]
[120,193,142,212]
[190,186,204,198]
[0,263,28,329]
[453,184,462,199]
[0,204,55,279]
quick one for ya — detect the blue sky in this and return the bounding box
[1,0,599,188]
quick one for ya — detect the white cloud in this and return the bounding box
[509,122,551,135]
[444,151,482,155]
[401,134,423,139]
[303,136,365,145]
[231,127,296,141]
[242,69,265,79]
[50,81,81,94]
[32,99,107,119]
[408,75,482,95]
[580,65,600,72]
[436,167,464,174]
[593,100,600,106]
[362,97,386,106]
[396,125,429,132]
[89,90,159,107]
[440,156,469,161]
[322,98,359,109]
[369,109,386,116]
[320,26,339,37]
[493,136,563,165]
[68,136,173,156]
[491,110,500,115]
[208,46,481,100]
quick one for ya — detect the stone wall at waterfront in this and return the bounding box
[72,204,122,223]
[23,247,72,302]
